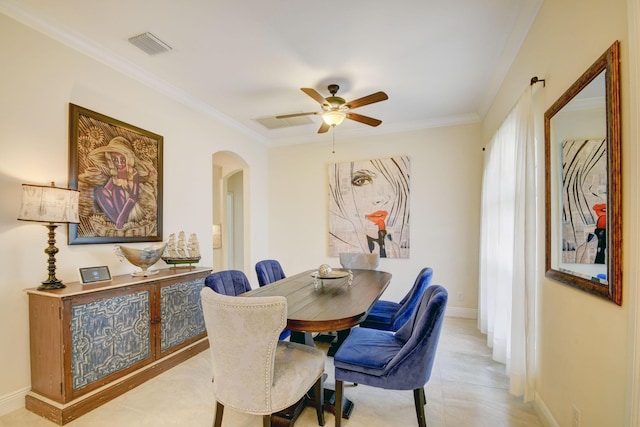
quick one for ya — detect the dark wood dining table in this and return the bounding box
[242,268,392,425]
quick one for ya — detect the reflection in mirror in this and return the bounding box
[545,41,621,305]
[550,74,606,278]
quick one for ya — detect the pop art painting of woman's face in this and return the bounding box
[328,156,410,258]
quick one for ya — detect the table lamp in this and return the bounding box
[18,182,80,290]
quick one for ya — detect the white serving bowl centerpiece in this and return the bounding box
[115,243,167,276]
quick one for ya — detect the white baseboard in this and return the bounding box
[534,392,559,427]
[445,307,478,319]
[0,386,28,417]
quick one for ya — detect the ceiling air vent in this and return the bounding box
[128,32,172,55]
[255,115,313,130]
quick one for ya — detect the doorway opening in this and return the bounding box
[212,151,249,272]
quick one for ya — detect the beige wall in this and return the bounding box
[267,124,484,316]
[483,0,633,425]
[0,13,270,410]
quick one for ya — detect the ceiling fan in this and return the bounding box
[276,84,388,134]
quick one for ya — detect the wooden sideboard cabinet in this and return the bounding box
[25,267,212,425]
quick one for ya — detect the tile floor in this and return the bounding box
[0,317,543,426]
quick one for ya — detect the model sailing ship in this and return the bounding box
[162,231,201,267]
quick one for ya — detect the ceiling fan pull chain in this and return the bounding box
[332,127,336,154]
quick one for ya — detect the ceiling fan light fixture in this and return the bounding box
[322,111,346,126]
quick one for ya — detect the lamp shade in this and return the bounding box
[18,183,80,224]
[322,111,346,126]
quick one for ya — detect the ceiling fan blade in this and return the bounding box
[344,91,388,109]
[318,122,331,133]
[346,112,382,127]
[276,111,319,119]
[301,88,328,106]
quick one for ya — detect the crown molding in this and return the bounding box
[0,0,269,145]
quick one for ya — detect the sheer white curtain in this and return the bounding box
[478,86,542,401]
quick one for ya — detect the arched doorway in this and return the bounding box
[212,151,249,272]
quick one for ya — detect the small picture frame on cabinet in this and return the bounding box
[79,266,112,284]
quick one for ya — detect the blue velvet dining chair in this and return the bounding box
[255,260,286,287]
[204,270,252,295]
[254,260,291,341]
[359,267,433,332]
[333,284,448,427]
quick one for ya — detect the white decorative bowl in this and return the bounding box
[116,243,167,276]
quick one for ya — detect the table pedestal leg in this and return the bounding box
[327,329,351,357]
[287,331,355,420]
[270,398,306,427]
[322,387,354,419]
[290,331,315,346]
[313,331,337,344]
[302,374,354,420]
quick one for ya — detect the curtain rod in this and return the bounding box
[483,77,545,153]
[530,76,545,87]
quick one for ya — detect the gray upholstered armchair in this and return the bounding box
[200,288,326,427]
[333,284,448,427]
[338,252,380,270]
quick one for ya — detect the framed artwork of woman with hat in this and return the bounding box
[68,104,163,244]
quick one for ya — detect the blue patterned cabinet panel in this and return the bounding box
[159,277,206,353]
[71,289,151,390]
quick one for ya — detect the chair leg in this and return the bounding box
[335,380,344,427]
[313,376,325,426]
[263,414,270,427]
[413,388,427,427]
[214,401,224,427]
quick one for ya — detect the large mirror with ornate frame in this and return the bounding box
[545,40,621,305]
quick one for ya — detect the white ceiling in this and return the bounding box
[1,0,542,146]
